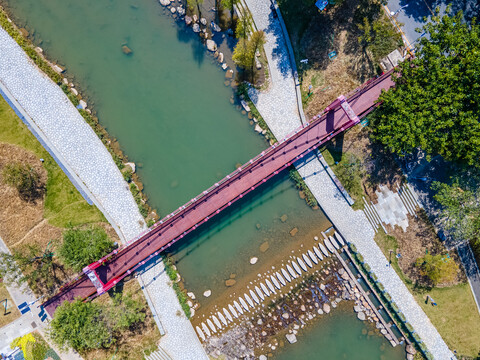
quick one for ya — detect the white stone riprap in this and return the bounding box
[243,0,303,138]
[0,27,207,360]
[244,1,454,359]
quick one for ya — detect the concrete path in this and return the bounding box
[0,27,207,360]
[244,1,455,359]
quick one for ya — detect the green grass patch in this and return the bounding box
[414,284,480,358]
[289,168,318,208]
[0,97,105,227]
[374,230,480,357]
[321,148,365,209]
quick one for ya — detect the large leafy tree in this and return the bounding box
[415,253,459,285]
[2,162,43,201]
[49,300,112,351]
[58,226,114,272]
[0,244,63,295]
[432,168,480,253]
[49,294,145,351]
[371,10,480,166]
[10,333,48,360]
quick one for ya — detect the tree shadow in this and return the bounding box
[263,11,293,78]
[400,0,480,22]
[176,24,206,67]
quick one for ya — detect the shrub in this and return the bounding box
[58,226,114,272]
[376,282,385,292]
[2,162,43,201]
[356,253,364,263]
[363,263,371,273]
[349,243,357,253]
[10,333,48,360]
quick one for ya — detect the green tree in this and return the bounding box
[49,300,112,351]
[2,162,43,201]
[415,253,459,285]
[10,333,48,360]
[233,30,265,81]
[221,0,240,29]
[235,12,252,39]
[107,294,146,331]
[0,244,62,295]
[432,168,480,254]
[371,10,480,166]
[58,226,114,272]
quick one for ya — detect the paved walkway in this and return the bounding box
[0,27,206,360]
[244,1,455,359]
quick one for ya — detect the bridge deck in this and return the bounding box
[43,71,394,316]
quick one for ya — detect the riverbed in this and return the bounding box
[1,0,404,358]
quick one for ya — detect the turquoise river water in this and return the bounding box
[2,0,404,358]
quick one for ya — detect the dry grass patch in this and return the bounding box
[0,282,21,327]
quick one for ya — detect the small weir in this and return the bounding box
[196,229,405,358]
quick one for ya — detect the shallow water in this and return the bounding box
[274,306,405,360]
[3,0,403,357]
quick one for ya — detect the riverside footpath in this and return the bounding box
[243,0,455,359]
[0,27,207,360]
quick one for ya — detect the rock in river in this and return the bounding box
[357,311,366,321]
[122,45,133,55]
[285,334,297,344]
[203,289,211,298]
[192,23,200,33]
[323,303,331,313]
[260,241,269,253]
[159,0,171,5]
[290,227,298,236]
[206,40,217,52]
[225,279,236,287]
[250,257,258,265]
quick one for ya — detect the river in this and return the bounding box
[1,0,404,358]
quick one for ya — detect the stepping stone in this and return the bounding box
[292,261,302,275]
[281,268,292,282]
[217,311,228,326]
[265,279,276,293]
[319,243,329,257]
[276,271,286,286]
[212,315,222,329]
[313,246,324,261]
[287,264,298,278]
[229,304,238,318]
[202,322,211,337]
[308,250,318,264]
[207,319,216,332]
[250,289,260,304]
[244,293,255,308]
[329,235,340,250]
[303,253,313,268]
[334,232,345,246]
[297,257,308,272]
[223,308,233,322]
[196,326,205,341]
[261,282,271,297]
[255,286,265,301]
[239,297,250,312]
[270,275,281,290]
[234,300,244,314]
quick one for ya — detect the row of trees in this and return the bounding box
[232,13,266,81]
[370,9,480,262]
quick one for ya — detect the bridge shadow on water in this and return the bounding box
[133,167,298,286]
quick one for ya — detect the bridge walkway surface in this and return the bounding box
[42,71,394,316]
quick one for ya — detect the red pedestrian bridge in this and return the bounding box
[42,70,394,316]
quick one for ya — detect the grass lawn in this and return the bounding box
[0,283,21,327]
[414,284,480,358]
[0,96,105,227]
[375,230,480,357]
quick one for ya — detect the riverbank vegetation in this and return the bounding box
[49,280,159,360]
[163,257,192,318]
[277,0,401,118]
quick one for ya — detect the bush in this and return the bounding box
[415,253,459,285]
[398,312,406,322]
[349,243,357,253]
[49,300,112,351]
[363,263,371,273]
[376,282,385,292]
[58,226,114,272]
[356,253,364,263]
[405,322,414,333]
[2,162,43,201]
[383,292,392,302]
[391,302,399,312]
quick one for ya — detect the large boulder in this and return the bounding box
[285,334,297,344]
[206,40,217,52]
[159,0,171,5]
